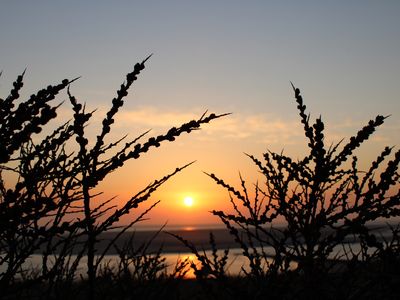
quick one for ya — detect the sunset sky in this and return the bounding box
[1,1,400,227]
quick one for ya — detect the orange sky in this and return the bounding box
[3,88,399,228]
[86,105,399,227]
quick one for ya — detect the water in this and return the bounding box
[2,243,371,280]
[2,248,278,279]
[1,223,394,279]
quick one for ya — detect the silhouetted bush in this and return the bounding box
[0,58,226,299]
[179,84,400,299]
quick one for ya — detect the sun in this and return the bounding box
[183,196,194,207]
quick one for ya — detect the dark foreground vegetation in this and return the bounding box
[1,59,399,299]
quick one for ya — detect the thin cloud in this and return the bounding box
[53,105,400,148]
[89,106,305,145]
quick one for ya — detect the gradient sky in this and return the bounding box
[1,1,400,226]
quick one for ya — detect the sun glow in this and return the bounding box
[183,196,194,207]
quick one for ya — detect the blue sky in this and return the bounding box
[2,1,399,115]
[1,1,400,224]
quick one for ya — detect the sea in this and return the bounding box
[1,223,396,278]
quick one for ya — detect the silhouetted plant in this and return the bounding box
[94,228,191,300]
[179,84,400,299]
[0,58,226,299]
[0,70,83,292]
[169,232,230,280]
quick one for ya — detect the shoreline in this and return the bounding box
[28,222,396,255]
